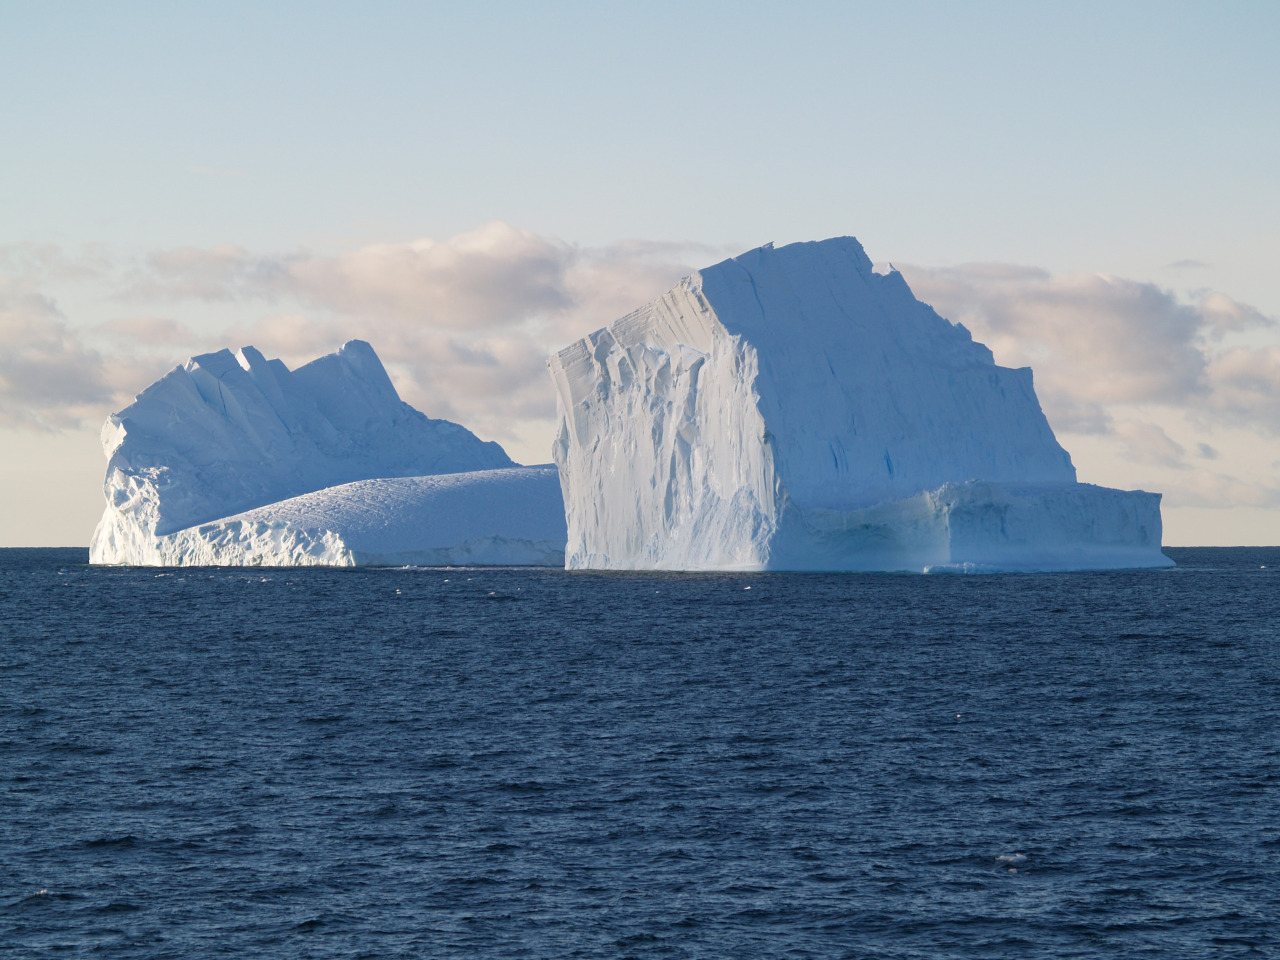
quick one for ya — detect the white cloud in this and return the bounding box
[0,279,111,429]
[1113,420,1186,469]
[130,243,278,301]
[0,242,111,284]
[1161,472,1280,510]
[285,223,576,327]
[122,225,723,454]
[1194,290,1275,339]
[95,316,200,347]
[0,251,203,430]
[1204,345,1280,433]
[898,262,1280,436]
[131,222,725,336]
[902,265,1210,407]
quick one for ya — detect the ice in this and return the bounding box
[548,237,1172,572]
[134,466,566,567]
[90,341,563,566]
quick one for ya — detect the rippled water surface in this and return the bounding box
[2,547,1278,958]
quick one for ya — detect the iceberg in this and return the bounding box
[548,237,1171,572]
[90,340,566,566]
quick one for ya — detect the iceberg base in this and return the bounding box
[768,480,1172,572]
[90,466,568,567]
[566,480,1171,572]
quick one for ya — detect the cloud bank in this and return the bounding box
[899,263,1278,442]
[3,227,1278,510]
[132,225,727,443]
[2,226,725,449]
[0,278,111,429]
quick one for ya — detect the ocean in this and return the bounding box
[2,547,1277,958]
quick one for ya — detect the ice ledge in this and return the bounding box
[770,480,1172,572]
[567,480,1172,573]
[92,466,567,567]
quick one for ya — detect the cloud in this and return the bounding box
[96,316,200,347]
[1113,420,1186,469]
[1195,291,1276,338]
[903,265,1209,406]
[0,246,197,431]
[129,223,579,329]
[1204,345,1280,433]
[37,228,584,436]
[284,223,577,327]
[898,262,1280,435]
[228,311,338,364]
[1161,471,1280,509]
[558,238,731,340]
[131,223,725,337]
[115,224,722,453]
[130,243,282,301]
[0,279,112,429]
[0,242,111,284]
[1034,395,1114,435]
[15,226,1277,485]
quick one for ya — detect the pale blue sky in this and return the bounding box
[2,1,1279,546]
[5,1,1277,298]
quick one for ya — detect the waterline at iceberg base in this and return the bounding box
[549,237,1171,572]
[764,481,1164,574]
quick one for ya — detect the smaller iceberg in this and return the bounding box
[90,340,566,566]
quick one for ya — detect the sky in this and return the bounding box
[2,0,1278,547]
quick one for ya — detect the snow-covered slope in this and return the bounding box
[131,466,566,567]
[90,341,530,565]
[548,237,1171,572]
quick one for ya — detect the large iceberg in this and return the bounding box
[548,237,1171,572]
[90,340,566,566]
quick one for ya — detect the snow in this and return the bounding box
[90,341,561,566]
[548,237,1171,572]
[130,466,566,567]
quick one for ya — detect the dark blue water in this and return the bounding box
[2,548,1278,958]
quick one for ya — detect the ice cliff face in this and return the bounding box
[548,237,1170,571]
[90,340,516,564]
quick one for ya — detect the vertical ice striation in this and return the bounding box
[548,237,1170,572]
